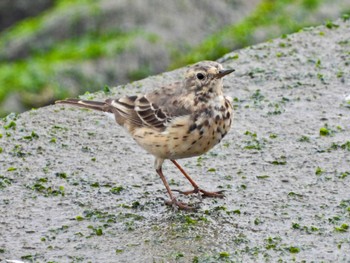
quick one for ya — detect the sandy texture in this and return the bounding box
[1,19,350,262]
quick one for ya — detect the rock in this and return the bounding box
[0,0,53,31]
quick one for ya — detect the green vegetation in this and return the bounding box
[0,0,150,116]
[170,0,334,68]
[328,141,350,151]
[298,135,310,142]
[0,0,349,117]
[0,175,13,189]
[334,223,349,232]
[23,131,39,140]
[289,246,300,253]
[243,131,265,150]
[110,185,124,194]
[0,29,138,111]
[270,156,287,165]
[315,166,325,176]
[320,126,331,136]
[256,175,270,179]
[30,177,65,196]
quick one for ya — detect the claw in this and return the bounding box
[199,189,225,198]
[172,189,197,195]
[164,198,197,211]
[173,188,225,198]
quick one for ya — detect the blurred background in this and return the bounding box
[0,0,349,117]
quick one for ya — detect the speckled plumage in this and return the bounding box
[56,61,234,210]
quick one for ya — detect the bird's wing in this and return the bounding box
[107,82,192,130]
[133,95,170,129]
[106,96,144,127]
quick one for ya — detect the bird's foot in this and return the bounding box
[164,198,196,211]
[198,189,225,198]
[174,188,225,198]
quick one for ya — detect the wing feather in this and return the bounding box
[105,95,170,130]
[134,95,169,129]
[104,82,192,131]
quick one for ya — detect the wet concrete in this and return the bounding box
[1,19,350,262]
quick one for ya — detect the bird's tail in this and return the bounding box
[55,98,110,112]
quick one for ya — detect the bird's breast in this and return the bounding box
[131,97,233,160]
[166,98,233,159]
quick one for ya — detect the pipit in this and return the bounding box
[56,61,234,210]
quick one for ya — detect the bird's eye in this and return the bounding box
[196,73,205,80]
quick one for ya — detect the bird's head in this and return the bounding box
[184,61,234,96]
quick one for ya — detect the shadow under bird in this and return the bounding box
[56,61,234,210]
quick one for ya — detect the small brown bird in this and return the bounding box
[56,61,234,210]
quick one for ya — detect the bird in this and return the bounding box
[56,61,234,210]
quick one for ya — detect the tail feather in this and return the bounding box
[55,98,110,112]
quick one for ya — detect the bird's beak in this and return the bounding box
[215,69,235,79]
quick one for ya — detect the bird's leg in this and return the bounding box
[156,167,195,210]
[170,159,225,198]
[154,158,195,210]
